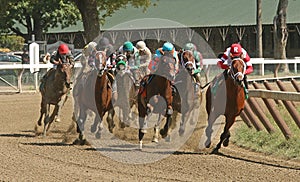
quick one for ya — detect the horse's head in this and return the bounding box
[56,62,73,89]
[229,58,246,85]
[94,51,106,70]
[156,54,176,80]
[180,50,195,75]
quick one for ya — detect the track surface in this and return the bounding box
[0,93,299,181]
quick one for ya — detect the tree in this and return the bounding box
[72,0,156,42]
[273,0,289,77]
[0,0,80,42]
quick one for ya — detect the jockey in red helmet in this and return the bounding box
[50,43,74,66]
[40,43,74,92]
[217,43,253,90]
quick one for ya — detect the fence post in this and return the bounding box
[240,111,253,128]
[243,102,264,131]
[291,79,300,92]
[276,80,300,129]
[253,82,292,139]
[263,81,280,105]
[247,97,275,133]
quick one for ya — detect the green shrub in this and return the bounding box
[0,35,25,51]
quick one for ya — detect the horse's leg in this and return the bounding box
[152,113,163,143]
[204,112,218,148]
[43,104,51,136]
[91,111,100,133]
[179,111,190,136]
[106,108,115,134]
[160,113,172,139]
[138,99,147,150]
[55,95,67,122]
[37,99,46,126]
[45,104,59,132]
[212,115,235,153]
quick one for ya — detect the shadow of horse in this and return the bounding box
[204,58,246,153]
[36,62,73,136]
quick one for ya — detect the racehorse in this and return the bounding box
[72,51,115,144]
[114,60,138,128]
[137,54,175,149]
[150,50,198,143]
[36,60,73,136]
[205,58,246,153]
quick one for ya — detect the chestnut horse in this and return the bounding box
[72,51,115,144]
[137,54,175,149]
[205,58,246,153]
[37,61,73,136]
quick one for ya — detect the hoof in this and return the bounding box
[139,141,143,151]
[120,122,126,129]
[223,138,230,147]
[152,137,158,143]
[90,124,97,133]
[160,129,167,138]
[164,135,171,142]
[205,141,211,148]
[95,131,101,139]
[211,147,220,154]
[55,118,61,122]
[141,129,147,134]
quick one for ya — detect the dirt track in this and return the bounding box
[0,93,299,181]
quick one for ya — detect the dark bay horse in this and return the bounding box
[205,58,246,153]
[37,61,73,136]
[72,51,115,144]
[137,54,175,150]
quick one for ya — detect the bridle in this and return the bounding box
[229,58,246,84]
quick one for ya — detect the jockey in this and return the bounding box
[50,43,74,67]
[217,43,253,90]
[183,42,203,86]
[153,42,179,73]
[97,37,116,68]
[136,40,152,75]
[183,43,203,70]
[40,43,74,92]
[118,41,140,87]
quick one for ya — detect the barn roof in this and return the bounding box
[40,0,300,33]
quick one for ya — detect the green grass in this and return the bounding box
[232,103,300,160]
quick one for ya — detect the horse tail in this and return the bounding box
[200,81,211,89]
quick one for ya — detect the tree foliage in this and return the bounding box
[0,0,156,44]
[0,0,81,41]
[72,0,157,42]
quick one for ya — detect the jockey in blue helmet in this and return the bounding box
[153,42,179,73]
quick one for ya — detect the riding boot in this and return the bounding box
[243,75,249,94]
[193,73,201,93]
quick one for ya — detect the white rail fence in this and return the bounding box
[0,58,299,93]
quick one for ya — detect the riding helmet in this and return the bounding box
[123,41,134,52]
[58,44,69,54]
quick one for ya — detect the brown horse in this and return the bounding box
[150,50,198,143]
[37,62,73,136]
[72,51,114,144]
[205,58,246,153]
[137,54,175,150]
